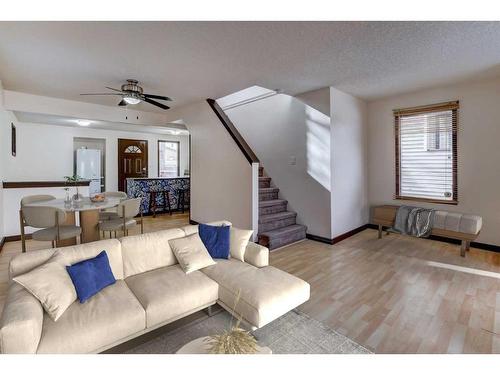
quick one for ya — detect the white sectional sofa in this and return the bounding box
[0,221,310,354]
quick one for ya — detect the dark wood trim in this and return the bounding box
[366,224,500,254]
[11,123,16,157]
[394,103,458,204]
[206,98,259,165]
[157,140,181,177]
[4,234,32,242]
[3,180,91,189]
[394,196,459,206]
[306,225,370,245]
[332,224,370,244]
[305,233,332,244]
[189,219,199,225]
[0,237,5,253]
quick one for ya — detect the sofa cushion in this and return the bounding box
[169,233,216,274]
[201,259,310,328]
[14,261,77,321]
[66,251,116,303]
[230,227,254,262]
[434,211,482,235]
[199,223,230,259]
[125,265,218,328]
[36,280,145,353]
[181,220,232,236]
[9,239,124,280]
[120,228,185,278]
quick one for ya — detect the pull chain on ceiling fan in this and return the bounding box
[80,79,172,110]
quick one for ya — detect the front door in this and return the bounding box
[118,139,148,192]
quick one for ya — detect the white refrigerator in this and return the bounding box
[76,149,102,196]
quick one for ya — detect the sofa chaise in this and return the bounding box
[0,221,310,354]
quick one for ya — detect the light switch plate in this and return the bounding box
[289,156,296,165]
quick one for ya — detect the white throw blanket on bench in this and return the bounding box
[391,205,435,238]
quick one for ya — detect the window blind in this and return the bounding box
[394,101,458,204]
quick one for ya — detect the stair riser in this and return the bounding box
[259,216,297,232]
[259,180,271,188]
[258,227,307,250]
[259,191,279,201]
[259,203,287,215]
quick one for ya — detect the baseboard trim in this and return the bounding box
[0,236,5,253]
[306,224,370,245]
[189,219,199,225]
[305,233,332,244]
[366,223,500,254]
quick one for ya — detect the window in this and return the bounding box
[394,101,458,204]
[158,141,180,178]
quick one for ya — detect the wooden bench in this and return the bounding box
[372,205,482,257]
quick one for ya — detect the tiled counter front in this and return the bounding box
[126,178,190,215]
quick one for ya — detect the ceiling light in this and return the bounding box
[76,120,91,126]
[123,96,141,105]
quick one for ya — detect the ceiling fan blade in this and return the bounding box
[143,93,172,101]
[118,99,127,106]
[143,97,170,110]
[80,93,123,96]
[106,86,124,93]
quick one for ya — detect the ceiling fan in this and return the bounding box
[80,79,172,110]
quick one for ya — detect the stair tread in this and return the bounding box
[259,187,279,193]
[259,211,296,223]
[259,224,307,237]
[259,199,287,207]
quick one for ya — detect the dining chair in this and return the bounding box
[99,197,143,238]
[19,195,56,253]
[20,206,82,252]
[99,191,128,221]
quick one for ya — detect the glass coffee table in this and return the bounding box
[176,336,272,354]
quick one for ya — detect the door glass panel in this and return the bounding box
[158,141,179,178]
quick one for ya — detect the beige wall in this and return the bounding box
[368,77,500,245]
[166,101,253,230]
[331,88,369,237]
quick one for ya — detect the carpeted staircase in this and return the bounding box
[258,166,307,250]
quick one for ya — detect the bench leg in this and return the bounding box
[460,240,467,257]
[466,240,471,252]
[378,224,382,239]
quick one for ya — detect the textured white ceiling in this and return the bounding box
[1,21,500,112]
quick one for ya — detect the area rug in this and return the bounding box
[124,309,372,354]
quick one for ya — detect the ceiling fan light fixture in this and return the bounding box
[123,95,141,105]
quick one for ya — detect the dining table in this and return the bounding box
[25,196,122,246]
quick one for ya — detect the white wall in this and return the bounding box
[368,76,500,246]
[225,92,332,238]
[2,121,189,191]
[330,87,369,237]
[166,100,254,230]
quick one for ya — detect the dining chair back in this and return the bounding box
[104,191,128,199]
[22,206,66,228]
[118,197,142,218]
[20,194,55,206]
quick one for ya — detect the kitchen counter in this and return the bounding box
[126,177,190,215]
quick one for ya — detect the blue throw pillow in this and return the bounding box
[199,223,230,259]
[66,251,116,303]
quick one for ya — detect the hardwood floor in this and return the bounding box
[270,229,500,354]
[2,218,500,354]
